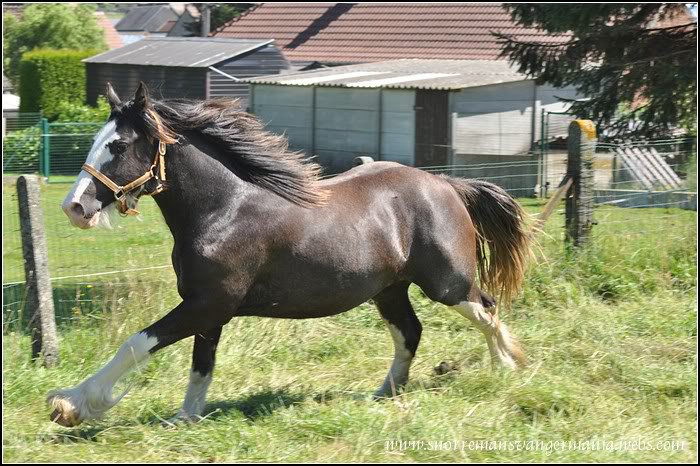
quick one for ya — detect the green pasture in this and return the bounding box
[2,179,697,462]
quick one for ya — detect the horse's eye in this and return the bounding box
[112,141,128,155]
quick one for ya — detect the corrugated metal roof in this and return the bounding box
[245,59,530,90]
[83,37,276,68]
[115,5,179,33]
[214,3,570,63]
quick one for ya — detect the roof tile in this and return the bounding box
[213,3,567,62]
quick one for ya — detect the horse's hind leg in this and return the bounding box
[168,326,222,423]
[373,283,422,398]
[453,290,526,369]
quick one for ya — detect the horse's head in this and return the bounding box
[62,82,174,228]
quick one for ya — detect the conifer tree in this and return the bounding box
[496,4,697,137]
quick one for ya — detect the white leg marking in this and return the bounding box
[170,369,213,423]
[454,301,518,369]
[375,321,413,397]
[47,332,158,426]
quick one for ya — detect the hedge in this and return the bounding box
[18,49,98,120]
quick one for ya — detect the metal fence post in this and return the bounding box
[565,120,596,248]
[17,175,59,367]
[40,118,50,178]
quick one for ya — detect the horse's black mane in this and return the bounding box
[135,98,327,207]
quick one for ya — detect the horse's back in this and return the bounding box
[319,161,409,186]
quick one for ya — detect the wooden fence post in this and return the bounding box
[566,120,596,248]
[17,175,59,367]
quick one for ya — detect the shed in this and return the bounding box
[244,59,578,181]
[84,37,290,107]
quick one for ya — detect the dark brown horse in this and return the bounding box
[48,83,530,427]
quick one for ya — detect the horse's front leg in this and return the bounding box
[167,326,223,424]
[47,300,228,427]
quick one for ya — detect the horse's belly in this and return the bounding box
[236,269,391,318]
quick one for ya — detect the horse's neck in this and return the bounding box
[152,142,247,241]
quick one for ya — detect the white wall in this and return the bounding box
[250,84,314,153]
[251,85,415,173]
[451,80,536,156]
[379,90,415,166]
[451,80,581,156]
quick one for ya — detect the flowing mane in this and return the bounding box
[141,98,327,207]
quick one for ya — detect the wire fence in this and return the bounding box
[2,182,176,333]
[2,116,697,336]
[2,112,42,133]
[2,114,42,173]
[2,118,103,180]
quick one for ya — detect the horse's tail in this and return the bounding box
[443,176,531,304]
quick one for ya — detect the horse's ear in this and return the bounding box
[106,82,121,110]
[133,81,151,111]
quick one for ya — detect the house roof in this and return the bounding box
[213,3,567,63]
[83,37,275,68]
[94,11,124,49]
[245,59,530,90]
[115,4,179,33]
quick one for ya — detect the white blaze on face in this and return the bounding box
[63,120,120,207]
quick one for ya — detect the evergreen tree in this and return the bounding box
[496,4,697,137]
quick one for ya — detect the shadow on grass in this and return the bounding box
[131,388,310,426]
[42,421,145,444]
[42,425,105,444]
[204,388,307,421]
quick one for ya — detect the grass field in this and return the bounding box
[2,179,697,462]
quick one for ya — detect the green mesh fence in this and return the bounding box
[2,113,42,174]
[46,122,104,180]
[2,118,104,180]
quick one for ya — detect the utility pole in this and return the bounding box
[201,3,211,37]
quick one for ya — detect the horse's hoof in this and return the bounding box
[47,390,85,427]
[50,408,82,427]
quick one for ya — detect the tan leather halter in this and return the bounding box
[82,141,167,216]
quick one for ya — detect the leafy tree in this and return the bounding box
[496,4,697,138]
[3,3,106,85]
[186,3,256,36]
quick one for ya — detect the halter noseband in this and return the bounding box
[82,140,167,216]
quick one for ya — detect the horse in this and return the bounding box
[48,82,531,427]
